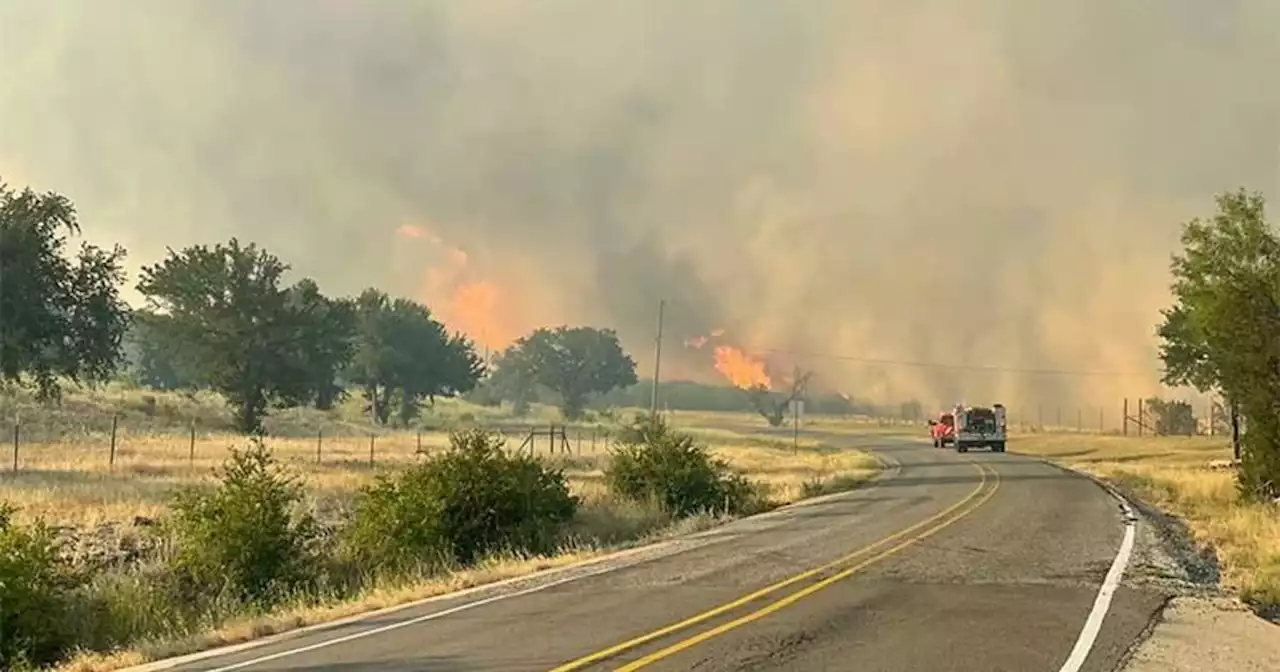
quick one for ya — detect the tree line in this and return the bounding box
[1,179,639,432]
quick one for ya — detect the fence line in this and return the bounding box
[1,396,1227,476]
[2,415,626,475]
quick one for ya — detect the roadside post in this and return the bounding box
[790,399,805,454]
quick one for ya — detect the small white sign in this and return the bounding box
[790,399,805,427]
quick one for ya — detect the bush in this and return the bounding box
[345,429,579,575]
[606,415,759,517]
[0,503,83,669]
[165,439,319,608]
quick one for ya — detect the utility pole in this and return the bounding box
[649,299,665,418]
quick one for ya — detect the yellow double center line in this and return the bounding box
[550,461,1001,671]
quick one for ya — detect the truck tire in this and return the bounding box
[957,443,968,453]
[992,442,1005,453]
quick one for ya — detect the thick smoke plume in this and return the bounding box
[3,1,1278,413]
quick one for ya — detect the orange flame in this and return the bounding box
[400,221,526,353]
[684,327,728,350]
[713,345,772,389]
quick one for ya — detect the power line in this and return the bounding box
[748,347,1162,378]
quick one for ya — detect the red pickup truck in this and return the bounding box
[928,412,955,447]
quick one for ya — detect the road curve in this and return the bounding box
[153,432,1168,672]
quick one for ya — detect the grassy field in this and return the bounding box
[1009,432,1280,614]
[0,387,887,527]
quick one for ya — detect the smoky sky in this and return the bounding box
[2,0,1279,412]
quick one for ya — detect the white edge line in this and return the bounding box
[1057,479,1139,672]
[200,557,643,672]
[116,536,685,672]
[122,443,903,672]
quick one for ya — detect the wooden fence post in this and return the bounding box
[189,420,196,465]
[369,433,375,467]
[109,414,119,469]
[1137,398,1144,437]
[1123,398,1129,436]
[317,429,323,464]
[11,421,18,472]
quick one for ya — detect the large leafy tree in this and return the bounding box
[136,239,335,432]
[1157,188,1280,499]
[0,180,129,401]
[348,289,482,426]
[285,278,356,410]
[499,326,638,419]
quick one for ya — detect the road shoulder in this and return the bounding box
[1120,596,1280,672]
[1012,451,1280,672]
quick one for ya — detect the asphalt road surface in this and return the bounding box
[152,432,1169,672]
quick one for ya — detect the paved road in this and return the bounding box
[156,432,1168,672]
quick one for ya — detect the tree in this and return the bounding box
[501,326,638,419]
[1157,189,1280,499]
[123,309,202,390]
[0,180,130,401]
[136,239,321,433]
[743,367,811,427]
[1142,397,1198,436]
[285,279,356,410]
[480,347,539,415]
[347,289,482,426]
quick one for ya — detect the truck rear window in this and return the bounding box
[968,409,995,423]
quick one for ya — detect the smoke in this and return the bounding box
[2,0,1278,411]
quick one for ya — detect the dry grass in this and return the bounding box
[707,440,880,502]
[1012,432,1280,612]
[668,408,919,438]
[1,407,881,528]
[1,431,455,526]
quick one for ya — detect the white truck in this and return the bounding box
[950,403,1007,453]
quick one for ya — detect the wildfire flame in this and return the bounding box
[398,221,526,353]
[713,345,772,389]
[684,328,727,350]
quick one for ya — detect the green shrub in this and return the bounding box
[606,415,759,517]
[0,503,83,669]
[345,428,579,574]
[165,438,319,607]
